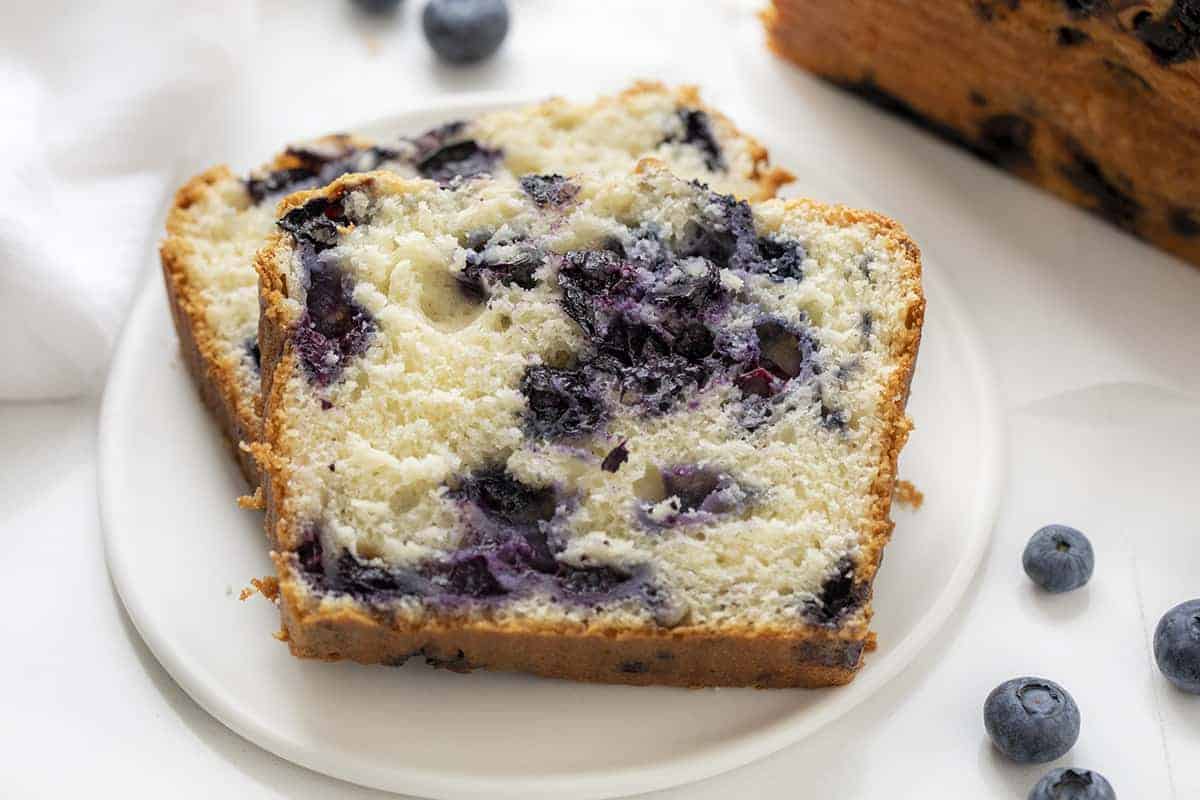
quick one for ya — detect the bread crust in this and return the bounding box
[161,166,262,484]
[163,84,793,489]
[254,171,924,688]
[764,0,1200,267]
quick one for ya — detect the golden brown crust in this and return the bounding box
[160,165,261,485]
[254,171,924,687]
[764,0,1200,267]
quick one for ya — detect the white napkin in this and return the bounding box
[0,0,252,400]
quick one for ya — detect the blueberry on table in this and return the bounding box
[1028,768,1116,800]
[422,0,509,64]
[1023,525,1094,593]
[352,0,404,13]
[984,677,1081,764]
[1154,599,1200,694]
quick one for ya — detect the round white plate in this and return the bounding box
[101,97,1004,800]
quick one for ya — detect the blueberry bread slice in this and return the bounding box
[255,163,923,688]
[160,82,791,484]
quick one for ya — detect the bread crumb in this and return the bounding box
[894,479,924,509]
[239,576,281,602]
[237,486,265,510]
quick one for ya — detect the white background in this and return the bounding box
[2,1,1198,797]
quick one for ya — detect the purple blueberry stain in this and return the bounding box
[641,464,749,528]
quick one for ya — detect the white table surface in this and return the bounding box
[3,1,1198,797]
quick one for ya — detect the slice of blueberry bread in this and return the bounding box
[161,83,791,484]
[254,163,923,687]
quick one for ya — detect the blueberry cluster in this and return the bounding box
[509,192,823,439]
[278,196,376,387]
[295,466,685,623]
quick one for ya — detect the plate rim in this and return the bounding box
[99,92,1005,800]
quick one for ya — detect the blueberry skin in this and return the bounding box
[1023,525,1094,593]
[1028,768,1116,800]
[1154,599,1200,694]
[422,0,509,64]
[984,677,1081,764]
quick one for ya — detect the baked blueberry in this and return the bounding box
[520,364,608,439]
[984,677,1081,763]
[292,246,375,386]
[1023,525,1094,593]
[601,440,629,473]
[422,0,509,64]
[1153,598,1200,693]
[520,174,579,207]
[1028,768,1116,800]
[670,109,725,171]
[804,556,866,625]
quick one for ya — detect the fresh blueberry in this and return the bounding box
[1028,768,1116,800]
[984,677,1081,764]
[1023,525,1094,593]
[1154,598,1200,693]
[422,0,509,64]
[352,0,404,14]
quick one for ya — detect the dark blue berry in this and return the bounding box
[249,143,398,206]
[456,466,556,527]
[1154,598,1200,693]
[291,244,375,386]
[1134,1,1200,65]
[1023,525,1094,593]
[600,440,629,473]
[416,139,502,184]
[1028,768,1116,800]
[352,0,404,13]
[668,109,725,171]
[457,239,542,299]
[520,364,608,439]
[422,0,509,65]
[804,556,866,626]
[984,677,1081,764]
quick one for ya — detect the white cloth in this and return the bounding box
[0,1,252,400]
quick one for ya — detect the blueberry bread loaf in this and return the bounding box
[160,83,791,484]
[253,163,924,687]
[764,0,1200,267]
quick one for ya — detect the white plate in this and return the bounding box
[100,97,1004,800]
